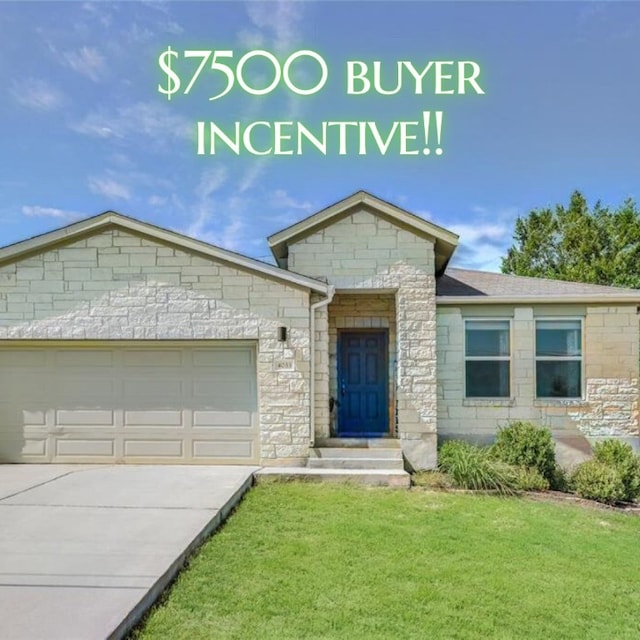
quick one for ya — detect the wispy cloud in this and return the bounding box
[88,176,131,200]
[246,0,303,53]
[433,206,519,272]
[71,102,191,148]
[22,205,81,220]
[11,78,65,111]
[62,46,107,82]
[186,166,229,238]
[270,189,315,213]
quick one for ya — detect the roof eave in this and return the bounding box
[436,295,640,305]
[268,190,459,272]
[0,212,329,295]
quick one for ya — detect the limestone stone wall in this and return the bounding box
[288,207,438,469]
[436,304,640,449]
[0,227,312,463]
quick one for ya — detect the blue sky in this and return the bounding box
[2,1,639,271]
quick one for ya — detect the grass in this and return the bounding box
[132,484,640,640]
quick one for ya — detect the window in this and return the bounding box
[465,320,510,398]
[535,319,582,398]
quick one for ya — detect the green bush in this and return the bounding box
[592,439,640,503]
[438,440,519,494]
[571,460,626,505]
[513,466,550,492]
[491,421,557,483]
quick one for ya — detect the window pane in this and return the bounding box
[536,361,581,398]
[466,321,510,357]
[466,361,510,397]
[536,320,581,357]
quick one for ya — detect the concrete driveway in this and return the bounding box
[0,464,257,640]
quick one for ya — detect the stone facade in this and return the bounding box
[2,196,639,469]
[0,227,312,463]
[436,304,640,450]
[288,207,438,469]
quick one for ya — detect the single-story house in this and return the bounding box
[0,191,638,469]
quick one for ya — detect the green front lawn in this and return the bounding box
[133,484,640,639]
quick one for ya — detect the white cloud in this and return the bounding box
[11,78,65,111]
[148,194,168,206]
[195,167,229,201]
[71,102,191,147]
[62,46,107,82]
[22,206,81,220]
[433,207,519,273]
[270,189,315,213]
[246,0,303,53]
[88,176,131,200]
[186,166,230,239]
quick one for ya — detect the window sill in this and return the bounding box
[463,398,515,407]
[534,398,586,407]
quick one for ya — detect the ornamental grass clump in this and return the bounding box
[438,440,519,495]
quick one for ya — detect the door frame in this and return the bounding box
[336,328,390,437]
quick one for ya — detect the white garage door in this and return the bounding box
[0,343,258,464]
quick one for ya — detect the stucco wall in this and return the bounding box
[436,304,640,449]
[0,227,312,463]
[288,207,438,469]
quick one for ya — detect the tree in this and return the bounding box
[501,191,640,288]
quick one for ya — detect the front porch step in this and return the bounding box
[314,437,401,449]
[308,445,405,471]
[254,467,410,488]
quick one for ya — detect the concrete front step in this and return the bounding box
[254,467,411,488]
[308,447,404,470]
[308,457,404,470]
[315,437,401,449]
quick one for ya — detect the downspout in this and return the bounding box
[309,285,335,447]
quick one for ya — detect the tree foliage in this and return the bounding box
[501,191,640,287]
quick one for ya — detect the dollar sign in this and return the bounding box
[158,46,180,100]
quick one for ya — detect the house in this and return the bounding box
[0,191,638,469]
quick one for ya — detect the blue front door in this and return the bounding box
[337,331,388,437]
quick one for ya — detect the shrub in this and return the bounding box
[592,439,640,503]
[571,460,626,505]
[513,466,549,492]
[491,421,557,483]
[438,440,519,494]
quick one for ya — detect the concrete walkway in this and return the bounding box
[0,464,257,640]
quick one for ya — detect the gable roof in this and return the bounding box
[437,268,640,304]
[268,190,459,274]
[0,211,329,294]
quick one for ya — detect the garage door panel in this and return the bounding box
[0,343,258,464]
[192,440,253,458]
[193,349,253,367]
[0,350,48,367]
[124,440,183,457]
[56,439,115,457]
[124,410,184,427]
[123,350,183,367]
[54,350,114,367]
[0,405,47,427]
[123,379,184,398]
[193,410,253,428]
[55,409,115,427]
[55,378,116,399]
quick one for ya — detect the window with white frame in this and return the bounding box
[535,319,582,398]
[464,320,511,398]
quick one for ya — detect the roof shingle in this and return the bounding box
[437,268,640,300]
